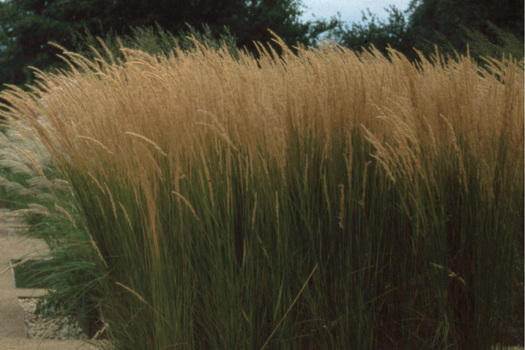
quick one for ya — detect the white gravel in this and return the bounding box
[18,297,88,340]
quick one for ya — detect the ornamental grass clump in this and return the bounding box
[0,36,522,349]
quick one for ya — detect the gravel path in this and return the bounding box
[18,297,88,340]
[0,208,100,349]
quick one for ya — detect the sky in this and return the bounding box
[299,0,413,24]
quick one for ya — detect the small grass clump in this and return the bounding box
[0,117,105,336]
[0,36,522,349]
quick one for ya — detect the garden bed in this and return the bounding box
[11,258,105,340]
[18,297,88,340]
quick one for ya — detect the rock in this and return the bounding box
[18,297,88,340]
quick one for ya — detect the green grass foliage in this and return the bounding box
[0,36,523,349]
[0,121,105,334]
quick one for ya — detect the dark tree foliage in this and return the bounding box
[407,0,524,57]
[330,0,523,62]
[331,6,416,60]
[1,0,522,89]
[0,0,337,88]
[464,22,524,62]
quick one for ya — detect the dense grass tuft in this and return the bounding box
[0,37,522,349]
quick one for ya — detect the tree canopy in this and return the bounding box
[331,0,523,62]
[407,0,523,56]
[0,0,523,89]
[0,0,336,87]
